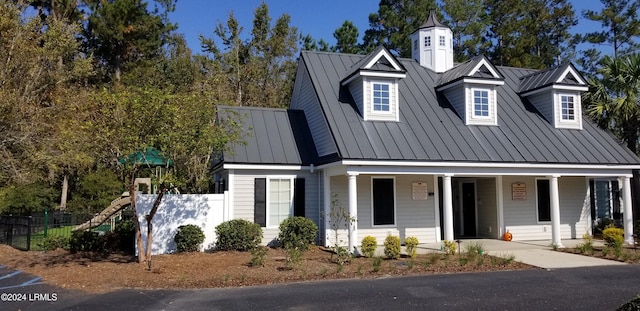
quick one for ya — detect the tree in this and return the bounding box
[200,2,298,108]
[582,0,640,59]
[333,20,361,54]
[363,0,437,57]
[441,0,488,62]
[583,54,640,155]
[483,0,576,68]
[85,0,177,82]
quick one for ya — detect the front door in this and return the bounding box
[459,181,477,237]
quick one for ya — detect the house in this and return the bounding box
[213,12,640,251]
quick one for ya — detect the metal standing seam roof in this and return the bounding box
[436,55,504,87]
[218,106,317,165]
[518,63,584,94]
[299,50,640,165]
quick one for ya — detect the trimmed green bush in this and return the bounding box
[215,219,263,251]
[361,236,377,258]
[70,230,105,253]
[277,216,318,251]
[174,224,205,252]
[38,235,70,251]
[404,236,419,258]
[603,225,625,248]
[384,235,401,259]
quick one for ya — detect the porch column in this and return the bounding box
[443,174,454,241]
[550,175,564,248]
[622,176,634,244]
[347,172,358,254]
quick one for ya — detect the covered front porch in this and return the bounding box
[320,163,635,253]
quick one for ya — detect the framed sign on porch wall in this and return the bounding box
[512,182,526,200]
[412,182,428,200]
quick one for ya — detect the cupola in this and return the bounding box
[410,10,454,73]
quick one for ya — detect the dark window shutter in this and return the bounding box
[294,178,305,217]
[254,178,266,227]
[537,179,551,222]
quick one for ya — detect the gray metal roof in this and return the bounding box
[218,106,317,165]
[416,10,447,30]
[437,55,503,87]
[300,50,640,165]
[518,63,584,94]
[341,45,406,83]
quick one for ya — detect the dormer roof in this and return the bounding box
[341,45,406,85]
[436,55,504,91]
[518,63,588,96]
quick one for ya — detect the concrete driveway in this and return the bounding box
[416,239,627,269]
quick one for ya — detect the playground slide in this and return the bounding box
[73,196,131,231]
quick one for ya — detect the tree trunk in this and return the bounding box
[144,188,166,268]
[130,174,145,264]
[59,174,68,210]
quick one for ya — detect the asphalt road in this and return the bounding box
[3,265,640,311]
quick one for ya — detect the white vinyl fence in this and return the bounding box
[136,192,229,254]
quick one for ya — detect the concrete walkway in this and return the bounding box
[414,239,626,269]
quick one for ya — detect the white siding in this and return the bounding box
[290,63,337,156]
[329,174,438,245]
[476,178,498,238]
[231,169,321,245]
[502,176,589,241]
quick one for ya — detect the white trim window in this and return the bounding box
[424,36,431,47]
[473,89,490,117]
[372,82,390,112]
[268,177,293,227]
[560,95,575,120]
[439,35,445,47]
[371,177,396,226]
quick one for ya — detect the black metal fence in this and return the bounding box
[0,210,94,251]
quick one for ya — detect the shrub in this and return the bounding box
[174,224,205,252]
[215,219,263,251]
[38,235,70,251]
[361,236,377,258]
[465,242,484,256]
[595,218,616,234]
[277,216,318,251]
[442,240,457,255]
[404,236,419,258]
[577,233,594,254]
[249,246,268,267]
[603,225,625,249]
[383,235,401,259]
[372,256,383,272]
[70,230,105,253]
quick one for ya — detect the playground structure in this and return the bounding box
[74,148,173,232]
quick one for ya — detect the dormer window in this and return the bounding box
[436,55,504,126]
[560,95,575,120]
[373,83,390,112]
[473,89,489,117]
[340,45,406,122]
[424,37,431,47]
[518,63,588,130]
[439,36,445,47]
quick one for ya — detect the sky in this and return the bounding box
[168,0,607,56]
